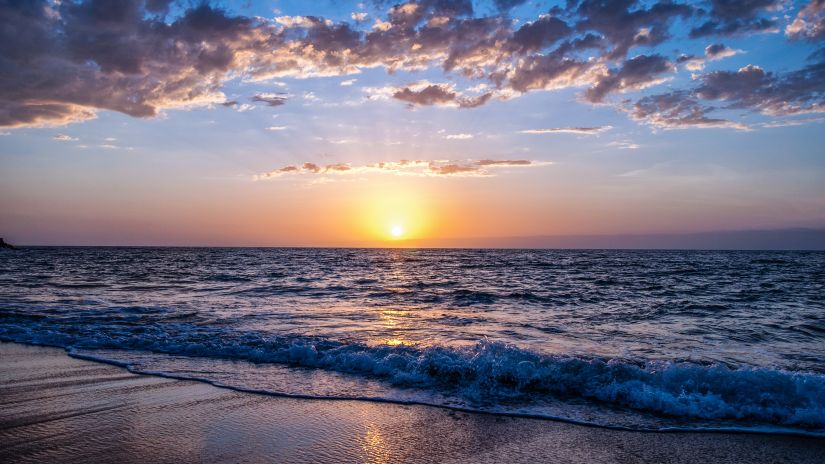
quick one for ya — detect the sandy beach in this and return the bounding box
[1,342,823,463]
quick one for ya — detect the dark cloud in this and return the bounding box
[676,53,696,63]
[392,84,492,108]
[0,102,98,128]
[628,91,747,129]
[690,0,781,38]
[393,85,456,106]
[437,16,513,76]
[377,0,474,28]
[696,60,825,115]
[510,15,572,54]
[574,0,693,59]
[252,93,289,107]
[704,43,725,56]
[628,51,825,128]
[704,43,736,59]
[506,52,595,93]
[695,65,772,102]
[675,53,704,71]
[585,54,675,103]
[0,0,258,127]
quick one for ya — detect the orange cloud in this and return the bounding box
[254,158,550,180]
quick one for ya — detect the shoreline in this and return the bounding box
[61,344,825,438]
[2,342,825,463]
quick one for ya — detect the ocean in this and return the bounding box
[1,247,824,435]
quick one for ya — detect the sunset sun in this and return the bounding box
[390,225,404,238]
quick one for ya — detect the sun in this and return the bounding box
[390,225,404,238]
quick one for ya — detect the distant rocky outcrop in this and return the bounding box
[0,238,17,250]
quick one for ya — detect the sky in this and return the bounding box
[1,0,824,247]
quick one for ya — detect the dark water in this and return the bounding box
[1,247,824,434]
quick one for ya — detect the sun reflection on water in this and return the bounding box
[384,338,407,346]
[360,423,390,464]
[378,309,413,347]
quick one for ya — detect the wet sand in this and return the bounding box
[2,342,824,463]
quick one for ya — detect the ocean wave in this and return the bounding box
[1,323,824,433]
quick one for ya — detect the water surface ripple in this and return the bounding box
[1,248,824,434]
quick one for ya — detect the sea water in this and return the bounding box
[1,247,824,434]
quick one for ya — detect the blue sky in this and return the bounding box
[1,0,824,246]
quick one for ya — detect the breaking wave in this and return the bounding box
[2,323,824,435]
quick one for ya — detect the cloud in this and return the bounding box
[426,163,485,175]
[351,12,368,22]
[340,79,358,86]
[474,159,533,166]
[762,116,825,127]
[519,126,612,135]
[252,93,288,107]
[222,100,255,112]
[0,0,689,127]
[704,43,740,60]
[786,0,825,41]
[623,46,825,128]
[266,125,288,131]
[256,164,301,178]
[254,158,548,180]
[608,140,641,150]
[0,0,820,131]
[584,54,675,103]
[626,91,750,130]
[500,51,603,93]
[676,44,740,73]
[300,92,316,103]
[53,133,79,142]
[509,15,571,54]
[1,2,246,128]
[1,102,98,128]
[677,53,705,71]
[695,63,825,116]
[325,163,352,172]
[445,133,473,139]
[391,83,493,109]
[573,0,693,59]
[690,0,781,38]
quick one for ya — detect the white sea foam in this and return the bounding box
[2,326,824,434]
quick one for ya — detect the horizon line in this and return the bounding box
[4,227,825,251]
